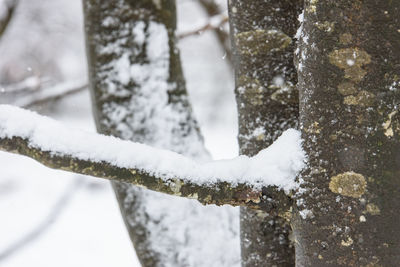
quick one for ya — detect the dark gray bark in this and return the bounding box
[228,0,302,266]
[294,0,400,266]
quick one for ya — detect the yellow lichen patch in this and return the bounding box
[305,121,322,134]
[328,47,371,82]
[366,203,381,215]
[136,184,148,190]
[256,210,268,219]
[281,210,292,222]
[170,179,183,196]
[238,75,264,105]
[187,193,199,200]
[307,0,318,13]
[270,84,298,105]
[256,133,265,141]
[357,114,366,124]
[203,194,212,203]
[383,111,397,137]
[341,237,354,247]
[329,171,367,198]
[315,21,335,32]
[236,29,292,56]
[343,91,375,107]
[362,258,382,267]
[339,33,353,45]
[338,82,358,96]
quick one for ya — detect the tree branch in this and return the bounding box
[1,77,87,108]
[0,177,83,261]
[0,105,304,209]
[19,82,87,108]
[0,137,264,207]
[177,15,228,39]
[0,0,17,39]
[196,0,232,64]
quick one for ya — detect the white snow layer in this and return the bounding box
[0,105,305,191]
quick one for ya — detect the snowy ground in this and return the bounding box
[0,0,240,266]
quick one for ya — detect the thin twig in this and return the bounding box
[1,78,87,108]
[0,0,18,40]
[0,177,84,261]
[196,0,232,64]
[177,15,228,39]
[1,76,40,93]
[22,83,87,108]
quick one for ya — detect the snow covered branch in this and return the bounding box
[0,105,305,208]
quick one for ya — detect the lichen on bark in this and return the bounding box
[329,172,367,198]
[295,0,400,265]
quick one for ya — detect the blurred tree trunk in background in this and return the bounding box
[83,0,238,266]
[228,0,302,266]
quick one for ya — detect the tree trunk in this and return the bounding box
[294,0,400,266]
[83,0,239,266]
[228,0,302,266]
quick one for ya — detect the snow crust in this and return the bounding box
[0,105,305,191]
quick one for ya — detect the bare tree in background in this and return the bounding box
[83,0,239,266]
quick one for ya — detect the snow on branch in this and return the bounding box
[0,105,305,207]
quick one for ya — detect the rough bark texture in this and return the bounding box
[295,0,400,266]
[83,0,240,266]
[228,0,302,266]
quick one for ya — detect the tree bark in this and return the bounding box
[294,0,400,266]
[228,0,302,266]
[83,0,239,266]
